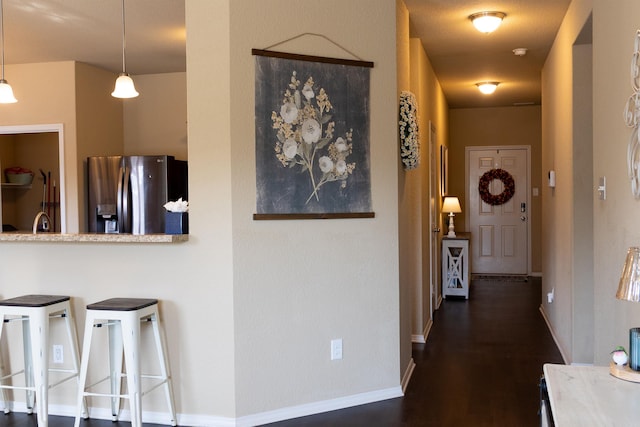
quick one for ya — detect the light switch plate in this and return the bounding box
[331,339,343,360]
[598,176,606,200]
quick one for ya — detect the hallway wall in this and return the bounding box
[397,0,416,384]
[591,0,640,365]
[540,0,593,364]
[409,38,449,339]
[398,1,449,346]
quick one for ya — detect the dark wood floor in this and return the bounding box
[264,277,564,427]
[4,278,563,427]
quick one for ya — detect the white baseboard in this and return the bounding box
[401,358,416,393]
[539,304,569,364]
[411,334,425,343]
[235,386,403,427]
[8,402,195,426]
[423,318,433,341]
[7,386,404,427]
[412,318,433,344]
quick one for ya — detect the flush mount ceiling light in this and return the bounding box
[476,82,500,95]
[469,11,506,34]
[0,0,17,103]
[112,0,139,99]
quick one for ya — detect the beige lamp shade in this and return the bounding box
[617,247,640,302]
[442,197,462,214]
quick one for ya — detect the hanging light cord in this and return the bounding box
[120,0,127,74]
[0,0,6,80]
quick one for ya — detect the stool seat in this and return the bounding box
[75,297,176,427]
[86,298,157,311]
[0,295,70,307]
[0,294,84,427]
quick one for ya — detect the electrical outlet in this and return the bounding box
[53,345,63,364]
[331,339,343,360]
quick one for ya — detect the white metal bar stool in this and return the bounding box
[0,294,84,426]
[74,298,177,427]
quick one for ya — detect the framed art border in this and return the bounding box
[252,49,375,219]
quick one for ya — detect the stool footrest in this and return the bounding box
[82,376,169,398]
[0,369,25,381]
[0,370,79,391]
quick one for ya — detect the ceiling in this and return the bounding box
[404,0,573,108]
[1,1,574,109]
[1,0,185,75]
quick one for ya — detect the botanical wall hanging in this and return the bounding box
[478,168,515,206]
[624,30,640,197]
[399,91,420,170]
[253,48,374,219]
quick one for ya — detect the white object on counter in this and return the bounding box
[163,197,188,212]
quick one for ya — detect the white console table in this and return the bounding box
[543,363,640,425]
[442,232,470,299]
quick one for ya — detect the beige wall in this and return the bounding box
[449,106,542,274]
[123,72,188,160]
[0,62,79,231]
[592,0,640,365]
[227,0,400,416]
[397,0,415,378]
[571,42,594,364]
[541,0,593,363]
[406,37,449,340]
[184,0,237,418]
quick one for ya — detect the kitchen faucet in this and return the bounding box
[32,211,51,234]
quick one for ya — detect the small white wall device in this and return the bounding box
[548,170,556,188]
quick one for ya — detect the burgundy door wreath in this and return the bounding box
[478,168,515,206]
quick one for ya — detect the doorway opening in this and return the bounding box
[0,124,65,233]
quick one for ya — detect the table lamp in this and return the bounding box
[442,196,462,238]
[612,247,640,381]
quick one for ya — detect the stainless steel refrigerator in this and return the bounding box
[87,155,188,234]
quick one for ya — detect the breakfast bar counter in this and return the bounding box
[0,233,188,243]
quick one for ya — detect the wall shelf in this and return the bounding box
[1,183,32,190]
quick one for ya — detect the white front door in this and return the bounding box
[467,147,529,275]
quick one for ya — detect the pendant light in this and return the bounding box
[112,0,139,98]
[0,0,16,103]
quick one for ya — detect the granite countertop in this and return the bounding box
[0,232,189,243]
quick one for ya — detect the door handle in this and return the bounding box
[433,227,440,233]
[520,215,527,222]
